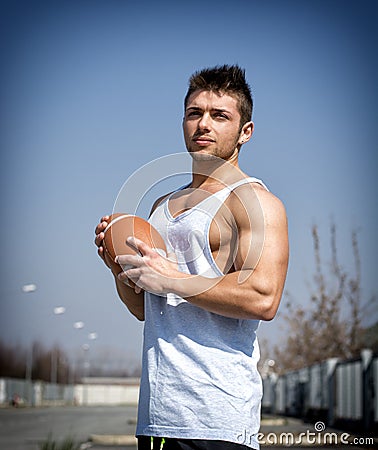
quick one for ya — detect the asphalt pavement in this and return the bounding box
[0,405,137,450]
[0,405,376,450]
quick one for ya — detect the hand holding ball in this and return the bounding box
[102,214,167,286]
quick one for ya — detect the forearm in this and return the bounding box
[169,270,281,321]
[115,276,145,321]
[95,216,145,320]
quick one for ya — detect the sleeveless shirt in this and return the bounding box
[136,177,268,449]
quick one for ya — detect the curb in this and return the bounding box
[90,434,137,445]
[260,418,287,426]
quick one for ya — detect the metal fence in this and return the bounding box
[2,351,377,432]
[0,377,139,407]
[0,378,76,406]
[262,349,377,431]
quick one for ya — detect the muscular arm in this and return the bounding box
[114,277,145,321]
[119,184,289,321]
[173,187,289,320]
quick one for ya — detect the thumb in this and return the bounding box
[127,236,151,256]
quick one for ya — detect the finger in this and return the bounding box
[95,219,107,232]
[117,270,130,282]
[127,237,152,256]
[123,267,141,279]
[124,270,142,294]
[95,221,108,236]
[117,271,135,289]
[98,247,113,269]
[124,269,144,295]
[116,254,142,267]
[94,231,105,247]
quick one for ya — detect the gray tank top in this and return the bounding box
[136,177,267,449]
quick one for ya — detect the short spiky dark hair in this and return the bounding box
[184,64,253,127]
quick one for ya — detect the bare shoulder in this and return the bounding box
[149,192,171,217]
[253,183,287,221]
[228,180,287,228]
[227,179,288,278]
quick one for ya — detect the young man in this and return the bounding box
[95,65,289,450]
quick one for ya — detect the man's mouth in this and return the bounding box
[193,136,215,145]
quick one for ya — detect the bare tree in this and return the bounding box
[0,341,27,379]
[274,223,376,373]
[0,339,142,382]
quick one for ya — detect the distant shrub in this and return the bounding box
[38,434,81,450]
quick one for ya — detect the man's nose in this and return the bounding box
[198,113,211,130]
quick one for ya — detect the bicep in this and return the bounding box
[233,189,289,292]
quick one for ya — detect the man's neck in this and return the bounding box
[190,155,246,189]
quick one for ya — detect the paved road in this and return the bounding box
[0,406,374,449]
[0,405,137,450]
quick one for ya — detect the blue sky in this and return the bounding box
[1,0,377,371]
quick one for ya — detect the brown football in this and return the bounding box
[102,213,167,276]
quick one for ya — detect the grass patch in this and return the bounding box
[38,433,82,450]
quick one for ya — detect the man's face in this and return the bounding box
[183,90,250,161]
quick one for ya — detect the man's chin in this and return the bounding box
[188,150,219,162]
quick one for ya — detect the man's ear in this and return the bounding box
[238,121,254,145]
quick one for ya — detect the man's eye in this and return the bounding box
[186,111,201,119]
[214,112,228,119]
